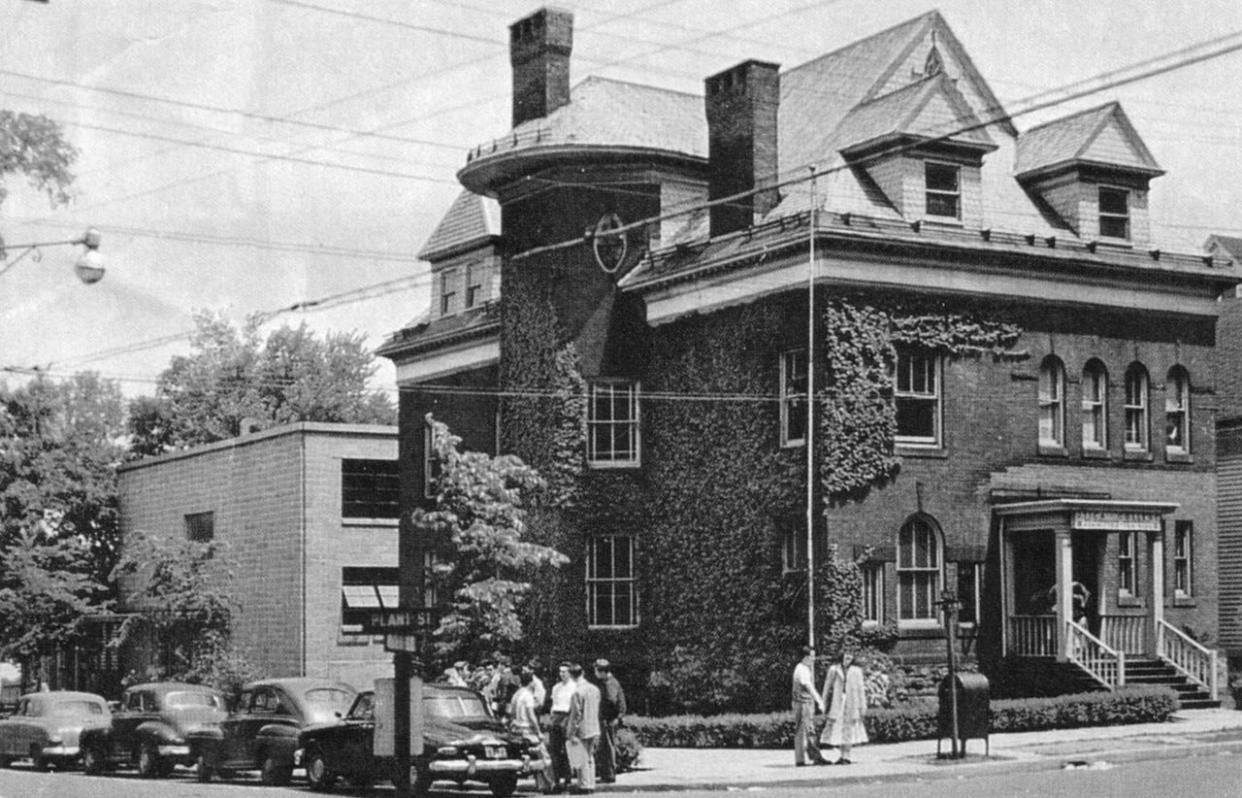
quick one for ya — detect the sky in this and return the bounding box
[1,0,1241,401]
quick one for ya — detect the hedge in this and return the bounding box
[626,685,1179,748]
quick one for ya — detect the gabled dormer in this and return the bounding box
[418,190,502,322]
[835,72,997,227]
[1016,102,1164,248]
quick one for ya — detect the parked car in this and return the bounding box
[0,691,111,771]
[79,682,227,777]
[188,677,355,785]
[297,683,541,796]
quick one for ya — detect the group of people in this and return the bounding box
[791,645,869,767]
[440,655,627,794]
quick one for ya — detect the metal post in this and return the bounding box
[806,167,818,651]
[394,652,412,798]
[941,590,961,758]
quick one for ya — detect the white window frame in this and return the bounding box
[861,563,884,626]
[1174,521,1193,599]
[1124,365,1149,451]
[894,348,941,447]
[422,422,438,499]
[587,381,641,468]
[897,516,942,626]
[1098,186,1130,240]
[586,534,638,629]
[780,349,808,448]
[1118,532,1136,597]
[924,161,961,220]
[1165,367,1191,455]
[1082,361,1108,450]
[1038,357,1065,448]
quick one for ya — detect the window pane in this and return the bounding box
[926,163,959,191]
[926,193,959,218]
[896,397,936,438]
[1099,187,1128,215]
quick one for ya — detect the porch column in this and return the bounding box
[1149,527,1165,657]
[1056,528,1073,662]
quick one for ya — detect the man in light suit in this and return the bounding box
[565,662,601,794]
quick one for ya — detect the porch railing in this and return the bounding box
[1008,614,1056,657]
[1067,619,1126,690]
[1156,619,1218,699]
[1099,614,1147,654]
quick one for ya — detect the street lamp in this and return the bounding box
[0,227,105,284]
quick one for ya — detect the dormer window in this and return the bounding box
[1099,187,1130,240]
[925,162,960,219]
[440,269,459,316]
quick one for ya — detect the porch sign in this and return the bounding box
[1071,510,1163,531]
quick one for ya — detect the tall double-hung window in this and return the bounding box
[588,381,640,467]
[586,535,638,628]
[897,515,942,623]
[1165,367,1191,455]
[1038,356,1066,448]
[1174,521,1193,599]
[780,349,808,447]
[1098,186,1130,240]
[925,162,961,219]
[894,347,941,446]
[1118,532,1137,597]
[1124,364,1149,451]
[1082,360,1108,450]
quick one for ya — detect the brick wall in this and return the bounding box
[118,423,398,690]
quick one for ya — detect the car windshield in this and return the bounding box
[302,687,355,722]
[51,700,104,717]
[425,692,489,719]
[166,691,223,709]
[346,693,374,721]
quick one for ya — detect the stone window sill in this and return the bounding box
[1123,449,1153,463]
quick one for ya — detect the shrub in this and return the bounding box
[626,685,1178,748]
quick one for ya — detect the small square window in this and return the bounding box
[342,459,400,519]
[185,511,214,542]
[925,162,960,219]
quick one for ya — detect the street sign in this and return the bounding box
[384,633,422,654]
[352,607,442,636]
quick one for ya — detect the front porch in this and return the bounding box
[995,499,1218,702]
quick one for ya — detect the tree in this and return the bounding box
[128,311,396,455]
[0,109,76,208]
[417,416,568,663]
[1,373,126,580]
[110,531,257,695]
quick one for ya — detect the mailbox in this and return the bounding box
[937,672,990,757]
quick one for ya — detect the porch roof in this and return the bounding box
[994,499,1179,531]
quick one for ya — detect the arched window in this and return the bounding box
[1082,360,1108,450]
[1038,356,1065,447]
[1124,363,1149,451]
[1165,366,1191,454]
[897,515,942,623]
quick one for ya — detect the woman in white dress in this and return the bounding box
[819,649,869,764]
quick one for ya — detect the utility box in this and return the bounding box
[937,672,990,756]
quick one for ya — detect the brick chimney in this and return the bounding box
[705,60,781,236]
[510,8,574,128]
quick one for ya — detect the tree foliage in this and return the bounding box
[0,529,108,671]
[111,531,258,695]
[1,373,126,580]
[417,416,569,663]
[128,311,395,455]
[0,110,76,208]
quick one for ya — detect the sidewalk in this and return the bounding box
[598,708,1242,792]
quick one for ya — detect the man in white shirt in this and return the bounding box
[548,661,576,792]
[792,646,827,766]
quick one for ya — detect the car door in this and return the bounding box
[257,686,301,762]
[0,698,30,757]
[219,690,255,767]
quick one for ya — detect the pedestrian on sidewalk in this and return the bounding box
[593,658,627,783]
[819,648,868,765]
[791,645,828,766]
[548,661,576,793]
[510,671,555,794]
[567,662,601,794]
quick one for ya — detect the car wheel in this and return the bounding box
[30,745,49,772]
[490,773,519,798]
[195,751,214,783]
[260,752,292,786]
[137,741,162,778]
[82,745,105,775]
[305,747,336,792]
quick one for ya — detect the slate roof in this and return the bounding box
[418,190,500,261]
[832,73,995,155]
[1015,101,1163,177]
[1207,235,1242,262]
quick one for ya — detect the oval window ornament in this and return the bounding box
[592,212,628,274]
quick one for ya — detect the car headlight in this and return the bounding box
[47,736,63,745]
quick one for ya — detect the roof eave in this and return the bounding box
[458,144,708,197]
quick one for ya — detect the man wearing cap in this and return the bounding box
[593,659,626,783]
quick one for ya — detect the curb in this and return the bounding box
[593,737,1242,793]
